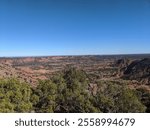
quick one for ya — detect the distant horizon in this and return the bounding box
[0,0,150,56]
[0,51,150,57]
[0,53,150,58]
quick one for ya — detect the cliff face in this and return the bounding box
[115,58,131,77]
[122,58,150,85]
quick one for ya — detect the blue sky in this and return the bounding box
[0,0,150,56]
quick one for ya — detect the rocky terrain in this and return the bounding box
[122,58,150,85]
[0,56,114,86]
[0,54,150,89]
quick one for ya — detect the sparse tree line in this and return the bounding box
[0,67,150,113]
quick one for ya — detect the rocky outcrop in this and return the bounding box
[115,58,131,77]
[122,58,150,85]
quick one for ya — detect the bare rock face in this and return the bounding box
[123,58,150,85]
[116,59,130,68]
[115,58,131,77]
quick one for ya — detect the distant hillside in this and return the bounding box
[123,58,150,85]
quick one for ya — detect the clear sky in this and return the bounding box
[0,0,150,56]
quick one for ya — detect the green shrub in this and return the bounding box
[0,78,33,112]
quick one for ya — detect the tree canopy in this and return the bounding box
[0,67,149,113]
[0,78,32,112]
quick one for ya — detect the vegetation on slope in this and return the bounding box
[0,67,149,113]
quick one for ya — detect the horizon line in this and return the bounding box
[0,53,150,58]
